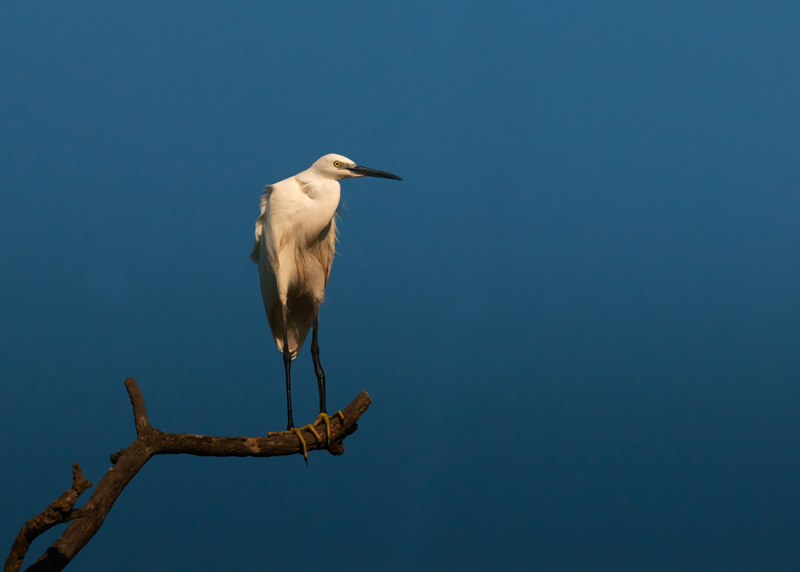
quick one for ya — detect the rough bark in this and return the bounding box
[3,465,92,572]
[4,378,372,572]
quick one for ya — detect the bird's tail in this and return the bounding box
[266,298,314,360]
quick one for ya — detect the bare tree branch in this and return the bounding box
[4,465,92,572]
[125,377,150,436]
[5,378,372,572]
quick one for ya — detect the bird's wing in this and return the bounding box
[250,185,278,266]
[253,184,289,354]
[308,215,337,288]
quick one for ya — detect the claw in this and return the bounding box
[297,424,321,445]
[267,412,342,463]
[313,413,332,446]
[313,411,345,447]
[268,426,320,464]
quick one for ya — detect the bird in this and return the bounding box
[250,154,402,460]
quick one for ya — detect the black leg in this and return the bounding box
[282,305,294,430]
[311,312,327,415]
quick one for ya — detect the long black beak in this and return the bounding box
[348,165,403,180]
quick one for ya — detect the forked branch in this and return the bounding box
[4,378,372,572]
[4,465,92,572]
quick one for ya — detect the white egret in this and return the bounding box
[250,154,402,458]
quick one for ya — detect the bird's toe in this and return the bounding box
[313,411,344,447]
[268,426,321,464]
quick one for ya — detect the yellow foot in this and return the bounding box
[313,411,345,447]
[268,424,322,464]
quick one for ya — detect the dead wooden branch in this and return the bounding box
[5,378,372,572]
[4,465,92,572]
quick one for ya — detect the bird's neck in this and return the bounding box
[297,175,340,202]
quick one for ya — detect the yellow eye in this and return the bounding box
[334,161,341,167]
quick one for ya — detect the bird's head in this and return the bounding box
[311,154,403,182]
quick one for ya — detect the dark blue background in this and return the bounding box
[2,2,800,570]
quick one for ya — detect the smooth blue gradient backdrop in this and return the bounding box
[2,2,800,570]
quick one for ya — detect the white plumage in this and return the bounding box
[251,153,401,434]
[250,156,341,358]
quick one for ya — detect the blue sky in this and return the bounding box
[2,1,800,570]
